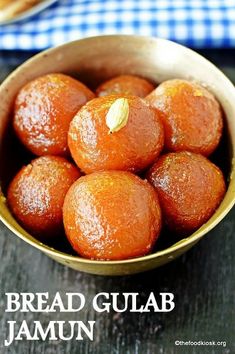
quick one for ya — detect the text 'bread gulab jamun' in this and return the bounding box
[96,74,155,97]
[68,94,164,174]
[147,151,226,235]
[146,79,223,156]
[7,156,80,241]
[63,171,162,260]
[13,73,95,156]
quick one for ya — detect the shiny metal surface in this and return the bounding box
[0,0,58,25]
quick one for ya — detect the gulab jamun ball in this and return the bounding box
[145,79,223,156]
[147,151,226,235]
[13,73,95,156]
[7,156,80,240]
[63,171,162,260]
[96,74,155,97]
[68,94,164,174]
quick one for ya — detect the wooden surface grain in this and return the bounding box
[0,49,234,354]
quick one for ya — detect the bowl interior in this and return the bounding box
[0,35,235,275]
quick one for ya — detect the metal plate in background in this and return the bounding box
[0,0,58,25]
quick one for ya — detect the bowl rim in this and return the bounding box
[0,34,235,266]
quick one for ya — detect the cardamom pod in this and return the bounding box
[106,98,129,134]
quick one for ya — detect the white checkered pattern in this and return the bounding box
[0,0,234,50]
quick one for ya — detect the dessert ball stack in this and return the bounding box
[7,73,226,260]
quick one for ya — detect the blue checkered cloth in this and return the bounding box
[0,0,235,50]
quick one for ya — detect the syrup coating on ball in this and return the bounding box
[7,156,80,240]
[68,94,164,174]
[13,73,95,156]
[146,79,223,156]
[63,171,162,260]
[96,75,155,97]
[147,151,226,235]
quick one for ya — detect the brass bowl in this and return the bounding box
[0,35,235,275]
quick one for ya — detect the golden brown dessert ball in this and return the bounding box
[145,79,223,156]
[96,74,155,97]
[68,94,164,174]
[13,73,95,156]
[7,156,80,240]
[147,151,226,235]
[63,171,162,260]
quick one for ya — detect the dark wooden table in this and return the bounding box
[0,49,234,354]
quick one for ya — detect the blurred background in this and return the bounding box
[0,1,234,353]
[0,0,235,82]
